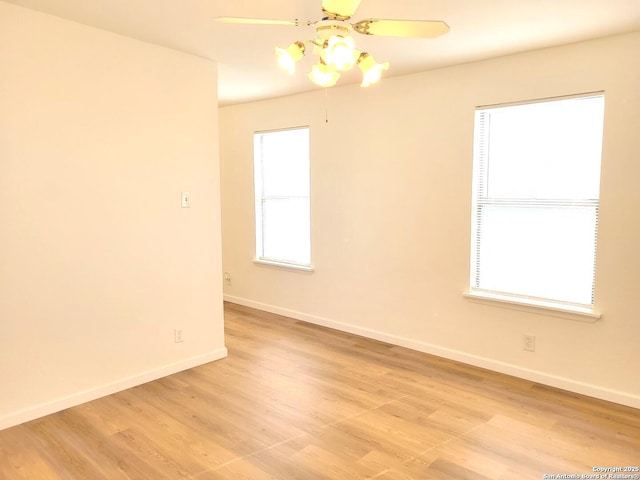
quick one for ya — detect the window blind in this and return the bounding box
[470,94,605,308]
[254,127,311,267]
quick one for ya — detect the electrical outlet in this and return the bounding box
[224,272,232,285]
[523,334,536,352]
[175,329,184,343]
[181,192,190,208]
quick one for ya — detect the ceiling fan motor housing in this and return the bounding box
[315,19,353,41]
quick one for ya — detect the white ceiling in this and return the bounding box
[4,0,640,105]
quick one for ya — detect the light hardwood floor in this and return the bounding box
[1,302,639,479]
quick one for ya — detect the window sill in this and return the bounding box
[462,291,602,323]
[253,259,314,273]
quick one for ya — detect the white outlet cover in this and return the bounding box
[181,192,190,208]
[175,329,184,343]
[523,335,536,352]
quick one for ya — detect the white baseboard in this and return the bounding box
[224,295,640,410]
[0,347,228,431]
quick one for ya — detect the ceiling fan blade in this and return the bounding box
[322,0,362,20]
[214,17,313,27]
[352,19,450,38]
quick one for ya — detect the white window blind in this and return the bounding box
[254,127,311,267]
[470,94,605,309]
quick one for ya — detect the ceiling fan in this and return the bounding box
[214,0,450,88]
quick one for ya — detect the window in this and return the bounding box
[470,94,605,311]
[253,127,311,268]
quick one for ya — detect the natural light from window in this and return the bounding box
[254,127,311,268]
[470,94,605,310]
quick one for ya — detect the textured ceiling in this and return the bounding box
[4,0,640,105]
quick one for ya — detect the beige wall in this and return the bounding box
[220,32,640,408]
[0,2,225,429]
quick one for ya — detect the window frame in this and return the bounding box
[467,93,605,320]
[252,126,312,271]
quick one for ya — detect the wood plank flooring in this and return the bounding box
[1,302,638,479]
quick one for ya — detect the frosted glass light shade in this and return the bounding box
[275,41,305,74]
[308,62,340,87]
[321,35,357,71]
[358,53,389,87]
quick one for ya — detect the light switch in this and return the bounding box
[181,192,190,208]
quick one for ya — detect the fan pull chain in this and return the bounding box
[325,87,329,123]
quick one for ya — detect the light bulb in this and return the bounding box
[275,41,305,74]
[357,53,389,87]
[321,35,357,71]
[308,62,341,88]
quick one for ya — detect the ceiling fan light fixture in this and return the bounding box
[308,61,341,88]
[357,52,389,87]
[275,41,305,74]
[216,0,450,90]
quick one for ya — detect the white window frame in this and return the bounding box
[467,93,604,320]
[253,126,312,271]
